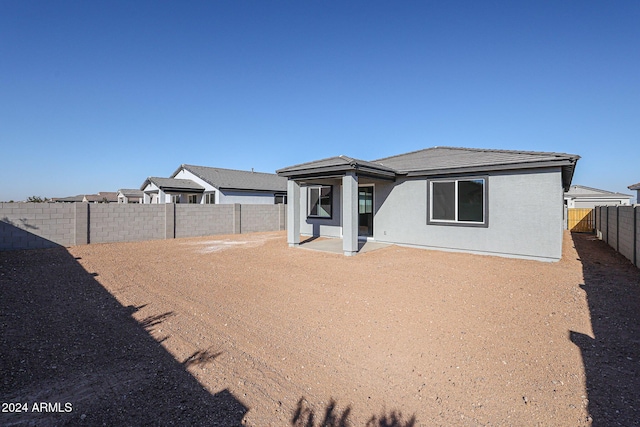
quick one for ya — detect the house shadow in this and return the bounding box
[0,218,62,250]
[569,232,640,426]
[0,247,247,426]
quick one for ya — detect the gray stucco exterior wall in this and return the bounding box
[373,168,564,261]
[294,167,566,261]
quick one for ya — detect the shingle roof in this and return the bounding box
[177,165,287,192]
[85,192,119,202]
[373,146,579,174]
[52,195,85,202]
[141,177,205,192]
[118,189,144,197]
[276,155,397,179]
[565,185,632,198]
[629,182,640,190]
[278,146,580,190]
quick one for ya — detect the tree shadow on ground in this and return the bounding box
[0,247,247,426]
[570,233,640,426]
[291,397,416,427]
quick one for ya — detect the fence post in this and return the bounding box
[74,203,89,245]
[233,204,242,234]
[278,203,287,230]
[598,206,602,238]
[635,206,638,268]
[165,203,175,239]
[616,206,620,252]
[606,206,609,245]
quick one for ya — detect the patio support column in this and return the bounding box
[287,180,301,247]
[342,172,358,256]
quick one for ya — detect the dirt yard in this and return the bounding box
[2,231,639,426]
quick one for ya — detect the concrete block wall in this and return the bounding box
[636,209,640,268]
[175,204,235,238]
[240,204,286,233]
[0,203,75,249]
[607,206,618,251]
[0,203,286,250]
[89,204,166,243]
[595,205,639,269]
[617,206,635,264]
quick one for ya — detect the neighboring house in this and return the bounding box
[141,165,287,204]
[629,182,640,204]
[140,177,205,204]
[52,192,119,203]
[277,146,579,261]
[564,185,632,208]
[117,189,144,204]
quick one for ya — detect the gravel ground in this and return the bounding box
[1,231,639,426]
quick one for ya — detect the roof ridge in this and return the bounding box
[571,184,616,194]
[569,185,632,196]
[182,164,278,176]
[374,146,580,163]
[277,155,352,171]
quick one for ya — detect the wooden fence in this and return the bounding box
[568,208,594,232]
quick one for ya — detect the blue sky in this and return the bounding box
[1,1,638,201]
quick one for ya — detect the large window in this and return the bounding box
[205,192,216,204]
[308,186,332,218]
[429,178,487,226]
[188,194,198,204]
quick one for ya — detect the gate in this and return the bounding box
[568,208,594,232]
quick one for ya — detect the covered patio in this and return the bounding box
[277,155,397,256]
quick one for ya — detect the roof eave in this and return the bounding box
[278,164,397,181]
[402,159,576,177]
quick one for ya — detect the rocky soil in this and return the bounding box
[2,231,639,426]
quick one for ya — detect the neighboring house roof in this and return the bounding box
[629,182,640,190]
[84,192,119,203]
[52,192,118,203]
[174,164,287,192]
[52,195,85,202]
[141,177,205,192]
[277,146,580,190]
[118,188,143,196]
[564,185,632,199]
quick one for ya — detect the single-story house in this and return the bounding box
[628,182,640,203]
[277,146,580,261]
[117,189,144,204]
[564,185,632,208]
[52,192,119,203]
[141,164,287,204]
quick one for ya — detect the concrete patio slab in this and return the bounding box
[298,237,391,254]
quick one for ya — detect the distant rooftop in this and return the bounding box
[176,164,287,192]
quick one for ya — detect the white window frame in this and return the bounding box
[428,177,488,227]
